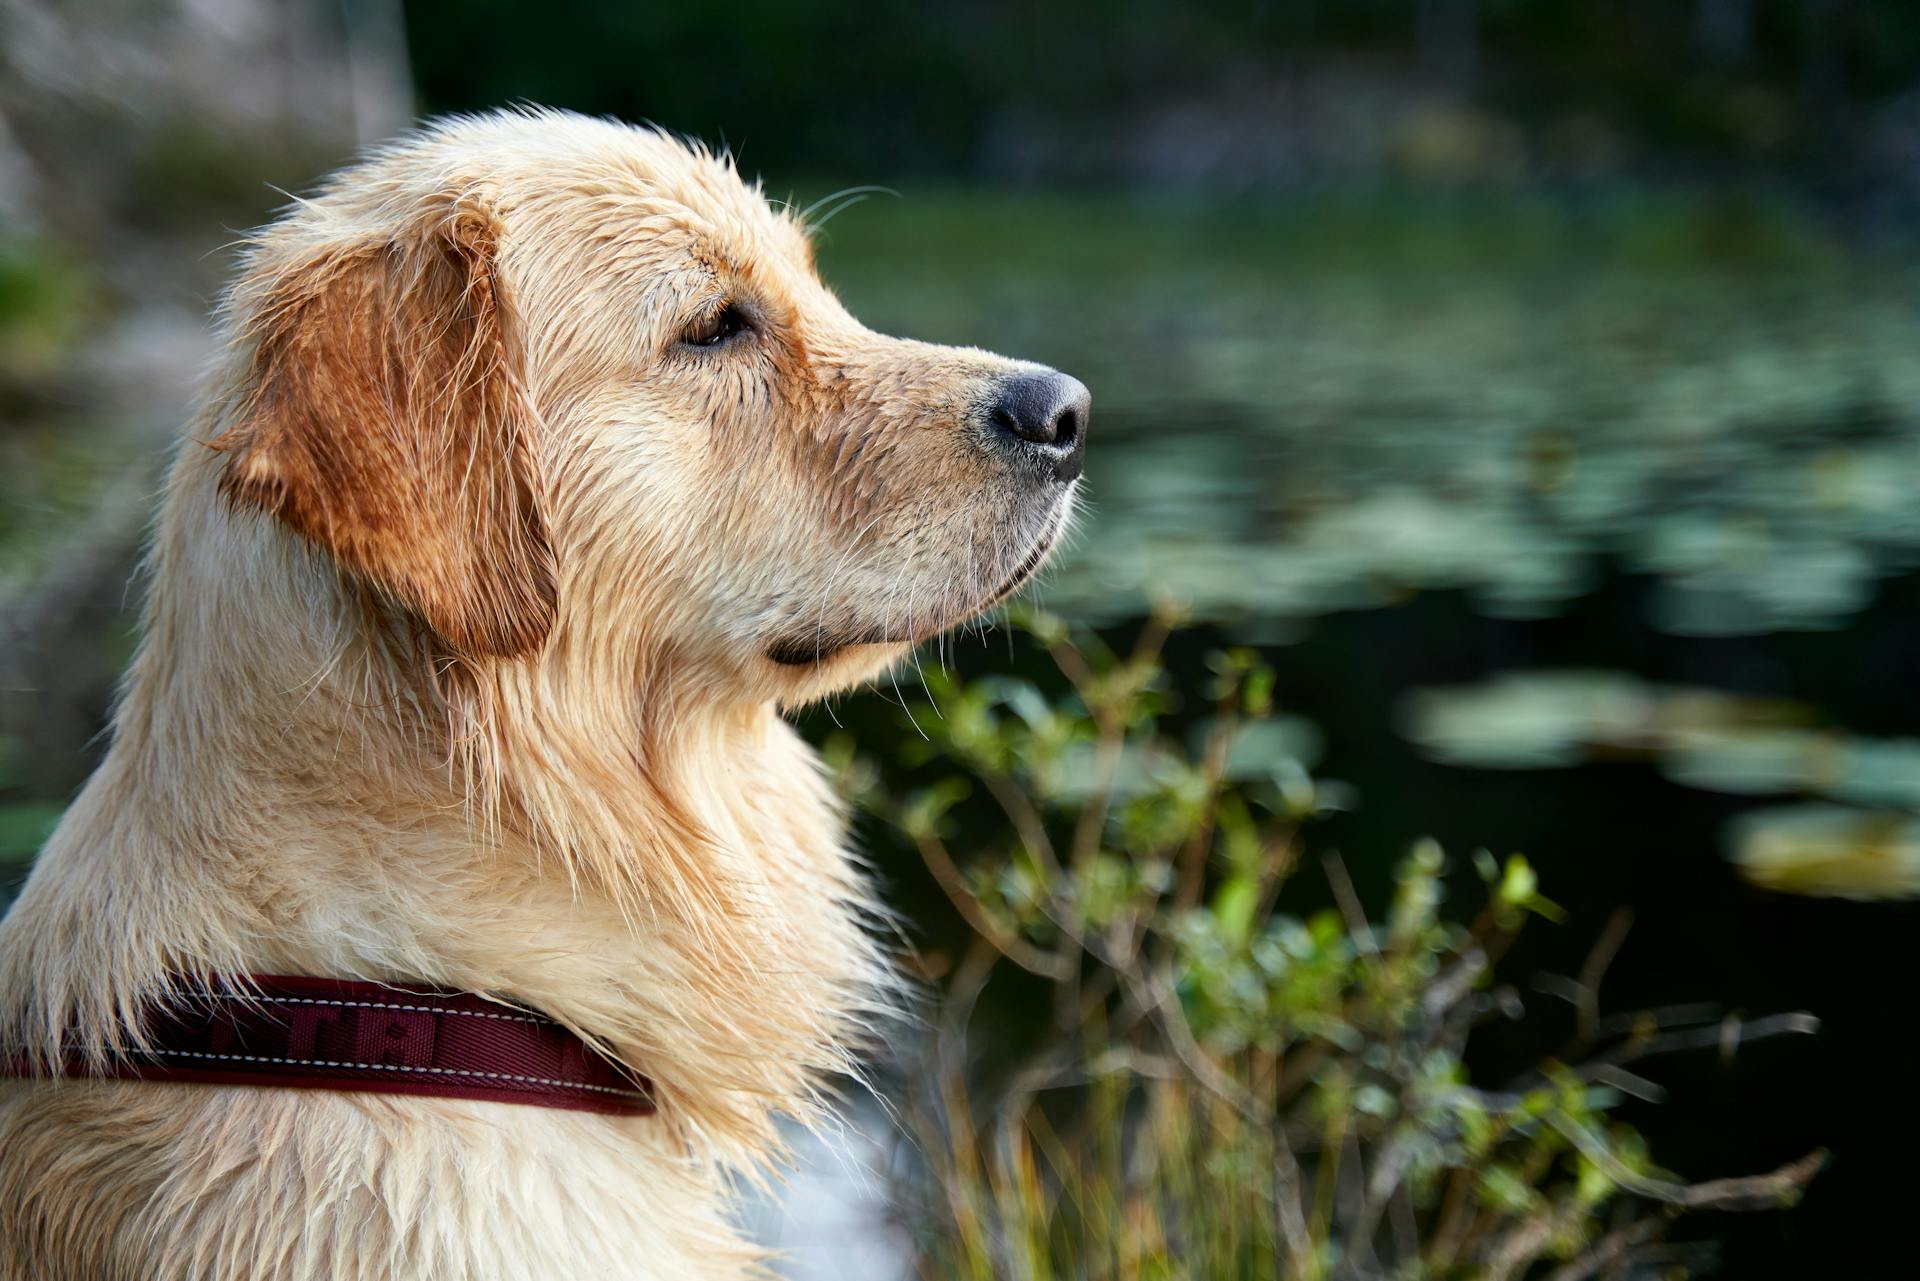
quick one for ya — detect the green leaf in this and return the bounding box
[901,779,974,840]
[1212,874,1259,946]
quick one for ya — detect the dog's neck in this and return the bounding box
[0,447,886,1163]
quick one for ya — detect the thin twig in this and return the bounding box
[1575,908,1634,1045]
[915,832,1072,981]
[1595,1011,1820,1075]
[1324,851,1377,958]
[1172,707,1236,911]
[1541,1214,1666,1281]
[978,772,1062,880]
[1548,1111,1825,1208]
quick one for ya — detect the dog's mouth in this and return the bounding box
[983,521,1058,605]
[765,516,1066,668]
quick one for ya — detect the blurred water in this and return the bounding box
[822,193,1920,637]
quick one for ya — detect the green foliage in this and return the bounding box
[0,237,91,380]
[0,738,62,907]
[848,610,1820,1280]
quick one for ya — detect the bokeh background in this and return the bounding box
[6,1,1920,1275]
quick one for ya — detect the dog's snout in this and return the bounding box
[986,370,1091,482]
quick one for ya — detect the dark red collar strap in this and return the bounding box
[8,975,653,1117]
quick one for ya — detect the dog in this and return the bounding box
[0,108,1087,1280]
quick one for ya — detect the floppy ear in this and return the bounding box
[216,203,557,659]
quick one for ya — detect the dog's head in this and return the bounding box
[214,110,1086,704]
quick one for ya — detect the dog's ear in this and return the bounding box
[217,202,557,659]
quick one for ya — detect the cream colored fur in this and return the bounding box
[0,109,1078,1280]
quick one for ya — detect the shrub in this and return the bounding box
[833,608,1822,1281]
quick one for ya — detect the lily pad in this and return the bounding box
[1727,804,1920,900]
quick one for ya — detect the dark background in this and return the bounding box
[405,0,1920,209]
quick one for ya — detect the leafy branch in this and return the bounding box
[838,608,1822,1281]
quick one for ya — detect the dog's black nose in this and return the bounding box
[987,370,1090,482]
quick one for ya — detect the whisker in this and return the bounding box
[798,185,900,230]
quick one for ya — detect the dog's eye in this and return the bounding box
[682,303,749,348]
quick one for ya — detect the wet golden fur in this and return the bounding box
[0,109,1079,1279]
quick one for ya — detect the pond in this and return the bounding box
[825,190,1920,632]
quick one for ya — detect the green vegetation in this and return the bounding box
[0,237,91,382]
[839,610,1820,1278]
[0,740,61,868]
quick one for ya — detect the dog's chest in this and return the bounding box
[0,1080,763,1281]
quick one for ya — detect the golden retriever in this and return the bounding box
[0,108,1087,1280]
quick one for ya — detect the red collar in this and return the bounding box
[6,975,653,1117]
